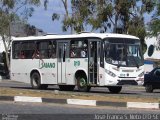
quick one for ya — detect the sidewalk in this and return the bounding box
[0,80,160,110]
[0,95,159,109]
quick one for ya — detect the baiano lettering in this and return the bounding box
[39,62,55,69]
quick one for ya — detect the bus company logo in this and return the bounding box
[74,61,80,67]
[39,60,55,69]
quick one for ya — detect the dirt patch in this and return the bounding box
[0,87,160,103]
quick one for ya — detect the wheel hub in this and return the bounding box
[79,78,86,87]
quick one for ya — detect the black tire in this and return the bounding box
[59,85,75,91]
[77,77,91,92]
[108,86,122,93]
[145,84,153,93]
[31,72,42,89]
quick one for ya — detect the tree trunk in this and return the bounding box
[61,0,74,34]
[113,14,118,33]
[2,35,10,73]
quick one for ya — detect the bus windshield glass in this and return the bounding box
[104,38,144,67]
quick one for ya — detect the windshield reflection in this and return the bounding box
[105,38,144,67]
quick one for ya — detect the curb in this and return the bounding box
[0,96,160,109]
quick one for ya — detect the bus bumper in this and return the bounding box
[117,78,144,86]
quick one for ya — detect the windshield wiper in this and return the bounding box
[117,62,121,68]
[131,56,139,68]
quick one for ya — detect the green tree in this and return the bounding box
[50,0,142,33]
[50,0,111,33]
[148,0,160,36]
[126,0,156,53]
[49,0,157,48]
[51,0,75,33]
[128,16,147,53]
[0,0,42,72]
[71,0,98,32]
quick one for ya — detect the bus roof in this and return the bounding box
[12,32,139,41]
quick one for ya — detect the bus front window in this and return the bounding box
[126,45,143,67]
[105,44,127,66]
[105,38,144,67]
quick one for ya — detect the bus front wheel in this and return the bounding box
[77,77,91,92]
[31,72,46,89]
[108,86,122,93]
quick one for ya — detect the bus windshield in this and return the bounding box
[104,38,144,67]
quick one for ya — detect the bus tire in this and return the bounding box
[77,77,91,92]
[59,85,75,91]
[31,72,42,89]
[108,86,122,93]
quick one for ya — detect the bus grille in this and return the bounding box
[122,70,134,72]
[117,80,138,85]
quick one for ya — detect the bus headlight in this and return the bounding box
[105,69,116,77]
[138,72,144,77]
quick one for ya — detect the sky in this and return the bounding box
[28,1,66,34]
[28,1,153,34]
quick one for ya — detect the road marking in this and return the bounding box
[14,96,42,103]
[67,99,96,106]
[127,102,159,109]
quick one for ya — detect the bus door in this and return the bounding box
[88,40,101,85]
[57,42,69,84]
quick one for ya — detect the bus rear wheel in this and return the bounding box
[108,86,122,93]
[31,72,44,89]
[77,77,91,92]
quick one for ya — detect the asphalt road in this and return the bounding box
[0,80,160,99]
[0,80,160,120]
[0,102,160,120]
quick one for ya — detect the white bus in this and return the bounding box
[10,33,144,93]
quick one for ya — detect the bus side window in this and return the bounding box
[70,48,76,58]
[13,42,21,59]
[19,51,25,59]
[39,41,48,59]
[32,42,40,59]
[48,42,52,58]
[32,49,40,59]
[80,43,87,58]
[70,41,76,58]
[48,41,56,58]
[70,40,87,58]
